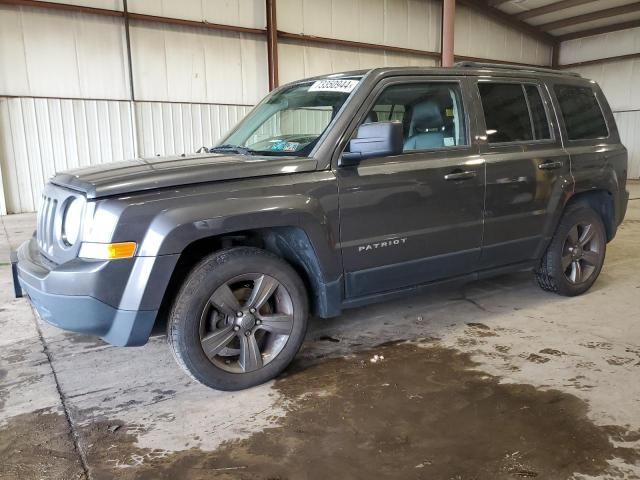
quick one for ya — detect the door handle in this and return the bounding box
[538,161,563,170]
[444,170,476,181]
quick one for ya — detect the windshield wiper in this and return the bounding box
[209,144,257,155]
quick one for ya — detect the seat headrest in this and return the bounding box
[410,100,444,132]
[364,111,378,124]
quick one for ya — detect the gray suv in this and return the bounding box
[12,63,629,391]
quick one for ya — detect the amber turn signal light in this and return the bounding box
[79,242,137,260]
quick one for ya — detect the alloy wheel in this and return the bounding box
[199,273,294,373]
[561,222,604,285]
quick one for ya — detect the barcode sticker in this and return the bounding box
[309,79,359,93]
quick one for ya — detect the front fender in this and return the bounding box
[115,172,341,285]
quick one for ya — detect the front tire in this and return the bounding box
[536,203,607,296]
[168,247,308,391]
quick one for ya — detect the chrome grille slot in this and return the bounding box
[36,194,58,255]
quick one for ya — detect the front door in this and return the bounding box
[336,78,485,299]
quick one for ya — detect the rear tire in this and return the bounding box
[168,247,308,391]
[536,203,607,296]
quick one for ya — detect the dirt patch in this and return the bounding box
[0,410,84,480]
[75,343,638,479]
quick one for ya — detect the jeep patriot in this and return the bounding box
[13,63,629,390]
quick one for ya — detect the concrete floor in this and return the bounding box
[1,182,639,480]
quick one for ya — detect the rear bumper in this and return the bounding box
[14,238,166,346]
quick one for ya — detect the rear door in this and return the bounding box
[335,77,485,299]
[473,78,571,270]
[550,81,622,197]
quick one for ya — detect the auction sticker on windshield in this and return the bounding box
[308,79,359,93]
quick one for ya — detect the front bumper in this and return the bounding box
[13,238,171,346]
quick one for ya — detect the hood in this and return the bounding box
[50,153,318,199]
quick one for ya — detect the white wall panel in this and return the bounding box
[614,111,640,180]
[0,6,130,99]
[134,102,252,157]
[130,22,269,104]
[559,27,640,65]
[278,0,441,53]
[278,40,437,85]
[0,98,136,214]
[455,5,552,66]
[128,0,265,29]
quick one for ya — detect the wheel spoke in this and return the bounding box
[210,283,241,317]
[201,326,237,359]
[246,275,279,310]
[239,334,263,372]
[578,224,595,248]
[567,225,579,246]
[582,250,600,266]
[258,313,294,335]
[561,252,573,271]
[570,260,583,283]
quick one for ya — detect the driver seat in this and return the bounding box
[403,100,445,151]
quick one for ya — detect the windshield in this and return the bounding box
[215,77,361,156]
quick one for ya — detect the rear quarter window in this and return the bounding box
[554,85,609,140]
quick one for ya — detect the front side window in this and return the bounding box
[219,77,361,156]
[554,85,609,140]
[359,82,468,152]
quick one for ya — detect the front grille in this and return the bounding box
[36,194,58,256]
[35,183,84,264]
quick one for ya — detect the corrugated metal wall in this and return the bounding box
[135,102,252,157]
[560,28,640,179]
[455,5,552,66]
[0,0,556,214]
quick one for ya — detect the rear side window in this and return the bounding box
[554,85,608,140]
[479,83,532,143]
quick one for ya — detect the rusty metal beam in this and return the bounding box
[127,13,266,35]
[559,51,640,69]
[441,0,456,67]
[0,0,267,36]
[557,18,640,41]
[454,55,542,68]
[457,0,555,44]
[266,0,279,90]
[538,2,640,31]
[277,31,441,59]
[0,0,122,16]
[552,42,560,68]
[515,0,598,21]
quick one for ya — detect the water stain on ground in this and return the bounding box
[0,409,84,480]
[63,343,639,480]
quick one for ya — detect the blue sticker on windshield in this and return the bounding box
[283,142,299,152]
[270,140,287,151]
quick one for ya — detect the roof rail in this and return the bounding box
[454,61,581,78]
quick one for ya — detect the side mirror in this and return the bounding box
[340,121,403,166]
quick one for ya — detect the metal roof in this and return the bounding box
[487,0,640,41]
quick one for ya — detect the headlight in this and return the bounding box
[62,197,85,246]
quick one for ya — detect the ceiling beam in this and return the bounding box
[559,51,640,69]
[488,0,512,6]
[457,0,555,44]
[538,2,640,31]
[514,0,598,21]
[558,18,640,41]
